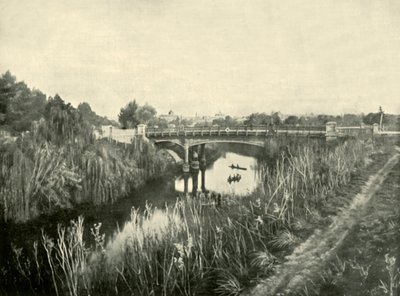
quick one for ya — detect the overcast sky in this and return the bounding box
[1,0,399,118]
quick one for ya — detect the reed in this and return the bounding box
[0,140,79,222]
[30,194,278,295]
[261,140,371,226]
[0,119,168,222]
[7,139,374,295]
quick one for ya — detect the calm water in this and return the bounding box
[2,150,262,254]
[175,152,261,196]
[0,148,264,293]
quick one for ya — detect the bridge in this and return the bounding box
[99,122,400,174]
[98,122,398,194]
[145,124,331,173]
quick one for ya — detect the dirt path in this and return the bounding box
[244,151,400,296]
[327,157,400,296]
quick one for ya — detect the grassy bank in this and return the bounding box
[0,112,168,223]
[1,138,381,296]
[298,159,400,296]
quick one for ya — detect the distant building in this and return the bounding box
[159,110,179,123]
[214,111,225,119]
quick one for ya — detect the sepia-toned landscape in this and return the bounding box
[1,1,399,295]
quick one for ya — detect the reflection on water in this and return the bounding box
[175,152,261,196]
[106,207,184,264]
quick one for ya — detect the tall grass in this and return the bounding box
[0,140,80,221]
[7,139,374,295]
[261,140,371,225]
[35,197,268,296]
[0,118,168,222]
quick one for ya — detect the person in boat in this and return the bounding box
[227,175,233,183]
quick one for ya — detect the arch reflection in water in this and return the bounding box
[175,152,261,196]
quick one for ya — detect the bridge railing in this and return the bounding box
[336,125,373,137]
[145,125,326,137]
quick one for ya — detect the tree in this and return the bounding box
[316,114,335,125]
[362,112,382,125]
[170,117,193,127]
[212,115,239,127]
[118,100,139,129]
[271,112,282,125]
[77,102,115,126]
[244,113,271,126]
[38,94,95,146]
[0,71,16,124]
[77,102,93,118]
[0,71,46,132]
[341,114,362,126]
[136,103,157,124]
[284,115,299,125]
[7,87,46,132]
[148,117,168,128]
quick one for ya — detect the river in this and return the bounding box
[2,148,263,249]
[175,151,261,196]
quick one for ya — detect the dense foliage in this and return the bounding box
[1,71,398,296]
[0,71,46,132]
[3,138,378,296]
[0,74,168,222]
[191,112,399,129]
[118,100,158,128]
[77,102,117,127]
[243,112,399,128]
[0,72,114,135]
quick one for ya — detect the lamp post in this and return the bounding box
[379,106,384,131]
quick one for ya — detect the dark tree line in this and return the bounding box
[0,72,168,222]
[0,71,46,132]
[2,71,398,132]
[209,112,398,128]
[0,71,115,135]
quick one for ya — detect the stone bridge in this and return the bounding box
[146,125,329,169]
[98,122,398,192]
[99,122,372,171]
[144,125,327,147]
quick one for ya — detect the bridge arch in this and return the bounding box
[152,139,265,148]
[152,139,185,148]
[186,139,265,148]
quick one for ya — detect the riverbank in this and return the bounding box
[245,147,399,295]
[294,152,400,296]
[0,138,383,296]
[0,131,171,222]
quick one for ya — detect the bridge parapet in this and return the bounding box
[137,124,146,136]
[145,125,326,139]
[99,122,399,146]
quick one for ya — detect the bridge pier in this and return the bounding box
[198,144,207,193]
[199,144,206,168]
[190,150,200,195]
[200,167,206,193]
[183,143,190,173]
[192,170,199,195]
[183,173,189,196]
